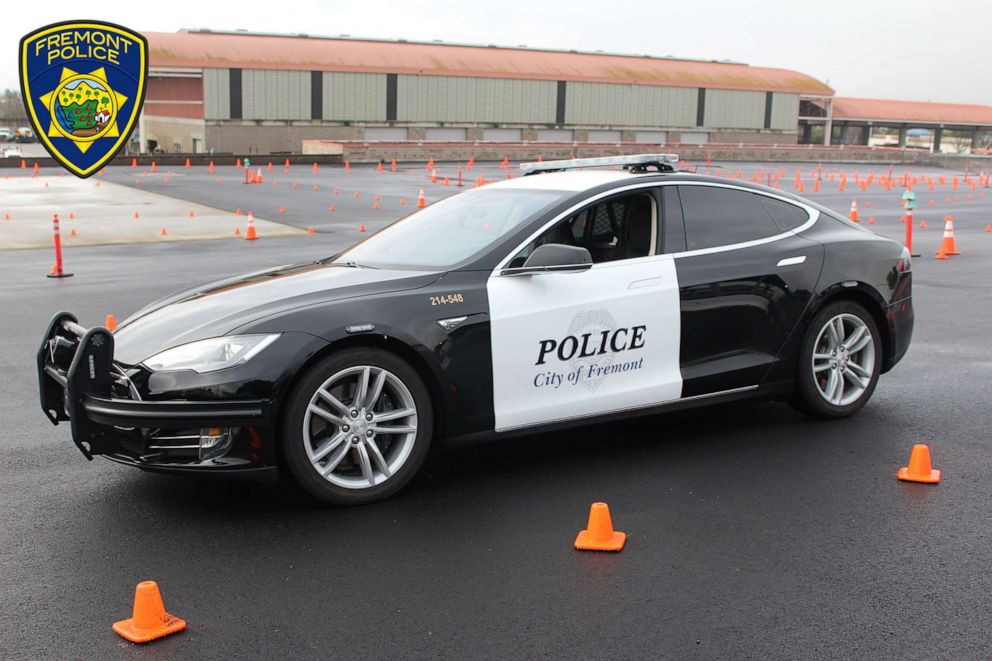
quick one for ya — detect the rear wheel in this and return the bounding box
[281,348,433,505]
[792,300,882,419]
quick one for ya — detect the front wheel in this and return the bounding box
[792,300,882,419]
[281,348,433,505]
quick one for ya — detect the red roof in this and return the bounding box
[145,30,832,95]
[832,97,992,126]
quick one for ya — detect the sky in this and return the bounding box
[5,0,991,105]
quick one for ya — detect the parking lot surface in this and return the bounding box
[2,161,991,659]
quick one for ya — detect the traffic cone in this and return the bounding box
[187,210,195,218]
[69,212,75,220]
[358,224,367,233]
[256,168,263,184]
[372,199,380,209]
[377,162,383,174]
[417,189,426,208]
[934,216,960,258]
[112,580,186,643]
[278,205,286,214]
[391,159,397,172]
[245,212,258,240]
[328,203,336,212]
[399,198,407,205]
[235,158,242,168]
[312,162,318,174]
[3,212,9,220]
[574,502,626,551]
[868,216,876,225]
[985,224,992,233]
[430,169,438,184]
[848,200,859,222]
[307,226,315,234]
[897,444,940,484]
[233,226,241,235]
[133,211,140,219]
[235,208,242,216]
[184,158,191,169]
[104,314,117,331]
[209,161,215,174]
[443,176,450,187]
[150,161,157,173]
[160,227,168,236]
[131,158,137,168]
[313,185,319,192]
[919,220,927,229]
[285,158,290,170]
[69,228,77,237]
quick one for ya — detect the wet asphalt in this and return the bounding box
[1,161,991,659]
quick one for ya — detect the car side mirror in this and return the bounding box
[501,243,593,276]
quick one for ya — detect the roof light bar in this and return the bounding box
[520,153,680,175]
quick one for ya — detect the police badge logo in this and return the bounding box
[19,21,147,178]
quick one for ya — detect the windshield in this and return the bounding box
[334,188,569,269]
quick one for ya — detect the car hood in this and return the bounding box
[113,262,442,365]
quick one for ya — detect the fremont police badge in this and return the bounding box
[20,21,147,177]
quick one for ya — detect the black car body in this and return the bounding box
[39,155,913,504]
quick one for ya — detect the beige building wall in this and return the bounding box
[203,68,230,120]
[242,70,311,120]
[323,72,387,121]
[770,93,800,130]
[397,75,556,123]
[565,82,697,127]
[704,89,765,129]
[144,116,206,153]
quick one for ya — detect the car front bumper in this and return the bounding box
[38,311,278,475]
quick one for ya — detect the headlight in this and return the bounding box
[143,334,281,373]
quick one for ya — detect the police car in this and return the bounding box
[38,154,913,505]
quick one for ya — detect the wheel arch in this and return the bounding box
[274,333,445,462]
[806,282,894,372]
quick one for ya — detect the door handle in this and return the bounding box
[776,256,807,267]
[628,277,663,290]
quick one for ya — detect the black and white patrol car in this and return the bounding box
[38,154,913,505]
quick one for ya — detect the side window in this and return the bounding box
[678,186,781,251]
[760,196,810,232]
[509,191,657,266]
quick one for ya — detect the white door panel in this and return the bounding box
[488,255,682,431]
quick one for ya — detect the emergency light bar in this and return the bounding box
[520,153,680,175]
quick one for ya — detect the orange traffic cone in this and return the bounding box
[184,158,191,169]
[358,224,367,233]
[209,161,215,174]
[235,158,242,168]
[399,198,407,205]
[245,212,258,240]
[112,580,186,643]
[377,162,384,174]
[574,502,626,551]
[104,314,117,331]
[307,226,315,234]
[848,200,859,222]
[69,228,77,237]
[391,159,397,172]
[278,205,286,214]
[897,444,940,484]
[2,212,9,220]
[868,216,876,225]
[328,204,336,212]
[233,226,241,236]
[417,189,426,209]
[985,224,992,233]
[372,199,379,210]
[187,210,195,218]
[69,212,75,220]
[430,169,438,184]
[934,216,960,258]
[312,162,318,174]
[919,220,927,229]
[160,227,168,236]
[150,161,157,173]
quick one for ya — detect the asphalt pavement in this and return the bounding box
[1,161,991,659]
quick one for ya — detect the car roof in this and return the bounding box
[488,169,635,192]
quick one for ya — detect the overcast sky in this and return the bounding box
[6,0,990,105]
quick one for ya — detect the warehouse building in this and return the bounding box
[140,30,835,154]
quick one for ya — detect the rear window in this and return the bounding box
[678,185,781,251]
[760,196,810,231]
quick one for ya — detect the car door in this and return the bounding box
[671,183,825,397]
[487,186,683,432]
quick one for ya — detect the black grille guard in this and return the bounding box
[37,311,269,460]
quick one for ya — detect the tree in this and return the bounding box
[0,89,29,125]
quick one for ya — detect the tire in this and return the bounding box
[281,347,433,506]
[791,300,883,419]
